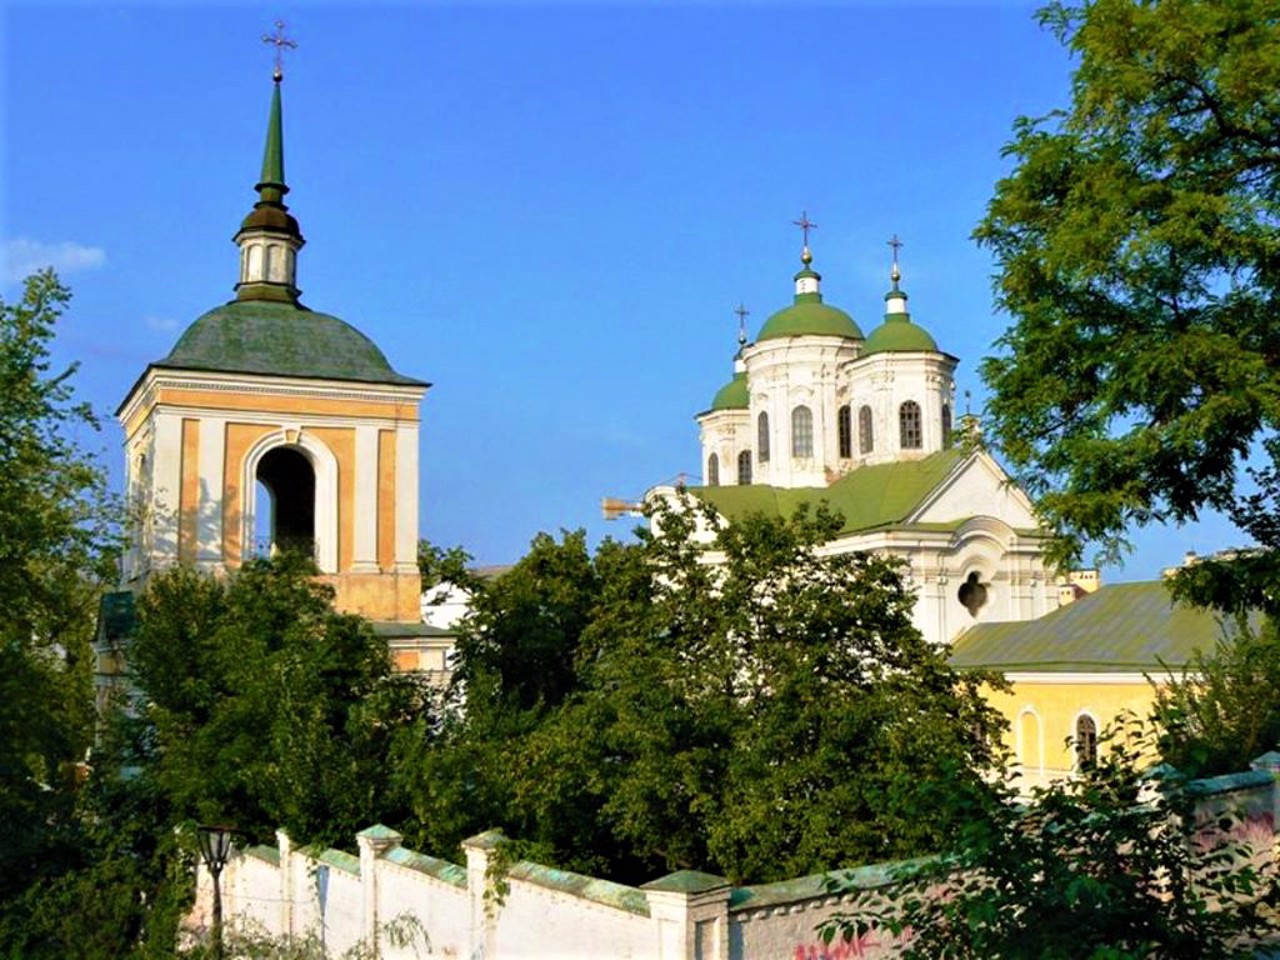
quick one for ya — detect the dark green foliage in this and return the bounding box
[0,271,122,954]
[396,530,619,873]
[1168,436,1280,617]
[399,501,1006,885]
[976,0,1280,586]
[127,554,435,848]
[1156,618,1280,778]
[451,529,599,714]
[827,718,1280,958]
[417,538,478,595]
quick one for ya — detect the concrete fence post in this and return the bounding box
[462,831,505,960]
[276,830,294,939]
[356,824,404,957]
[1249,749,1280,845]
[641,870,732,960]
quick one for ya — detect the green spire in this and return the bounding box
[256,78,287,204]
[234,73,304,305]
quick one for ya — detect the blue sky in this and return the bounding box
[3,2,1243,578]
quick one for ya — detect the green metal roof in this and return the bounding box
[710,371,749,411]
[757,298,863,342]
[863,313,938,354]
[949,581,1253,673]
[155,299,425,386]
[690,447,965,535]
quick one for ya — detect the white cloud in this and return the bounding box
[144,315,179,332]
[5,237,107,286]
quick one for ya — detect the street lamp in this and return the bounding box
[197,824,236,960]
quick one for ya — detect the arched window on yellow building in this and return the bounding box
[1075,713,1099,771]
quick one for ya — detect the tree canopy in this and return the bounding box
[977,0,1280,581]
[126,553,435,849]
[1154,616,1280,778]
[398,501,1006,885]
[0,270,115,919]
[828,719,1280,959]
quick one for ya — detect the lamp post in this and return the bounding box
[197,824,236,960]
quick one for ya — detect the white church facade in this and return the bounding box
[649,237,1059,647]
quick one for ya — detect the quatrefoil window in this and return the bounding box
[958,571,989,617]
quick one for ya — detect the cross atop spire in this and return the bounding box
[734,303,749,345]
[792,210,817,262]
[888,233,903,283]
[235,39,305,304]
[262,20,297,82]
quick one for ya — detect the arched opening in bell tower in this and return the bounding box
[255,446,316,559]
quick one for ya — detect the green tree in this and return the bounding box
[563,500,1004,883]
[1155,617,1280,778]
[827,719,1280,959]
[400,502,1005,885]
[417,537,477,598]
[126,554,433,849]
[976,0,1280,584]
[0,270,116,929]
[396,530,610,868]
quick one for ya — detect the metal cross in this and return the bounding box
[262,20,298,81]
[792,211,817,248]
[734,303,749,344]
[887,233,904,267]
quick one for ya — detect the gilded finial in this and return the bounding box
[734,303,749,346]
[262,20,297,82]
[792,211,817,263]
[888,234,903,287]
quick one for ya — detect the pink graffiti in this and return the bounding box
[793,930,879,960]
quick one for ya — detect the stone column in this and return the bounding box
[351,425,380,573]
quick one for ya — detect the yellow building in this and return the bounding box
[950,579,1248,790]
[106,66,447,677]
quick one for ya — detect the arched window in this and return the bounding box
[791,405,813,457]
[1075,714,1098,770]
[899,400,922,449]
[256,446,316,559]
[737,450,752,485]
[837,404,852,459]
[1019,709,1042,772]
[757,412,770,463]
[942,403,953,446]
[858,405,874,454]
[244,432,339,573]
[707,453,720,487]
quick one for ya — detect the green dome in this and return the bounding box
[157,299,424,386]
[710,371,748,410]
[757,297,863,341]
[863,314,938,354]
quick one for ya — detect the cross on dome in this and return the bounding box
[888,233,904,283]
[792,210,817,263]
[734,303,750,345]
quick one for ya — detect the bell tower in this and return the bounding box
[117,46,429,630]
